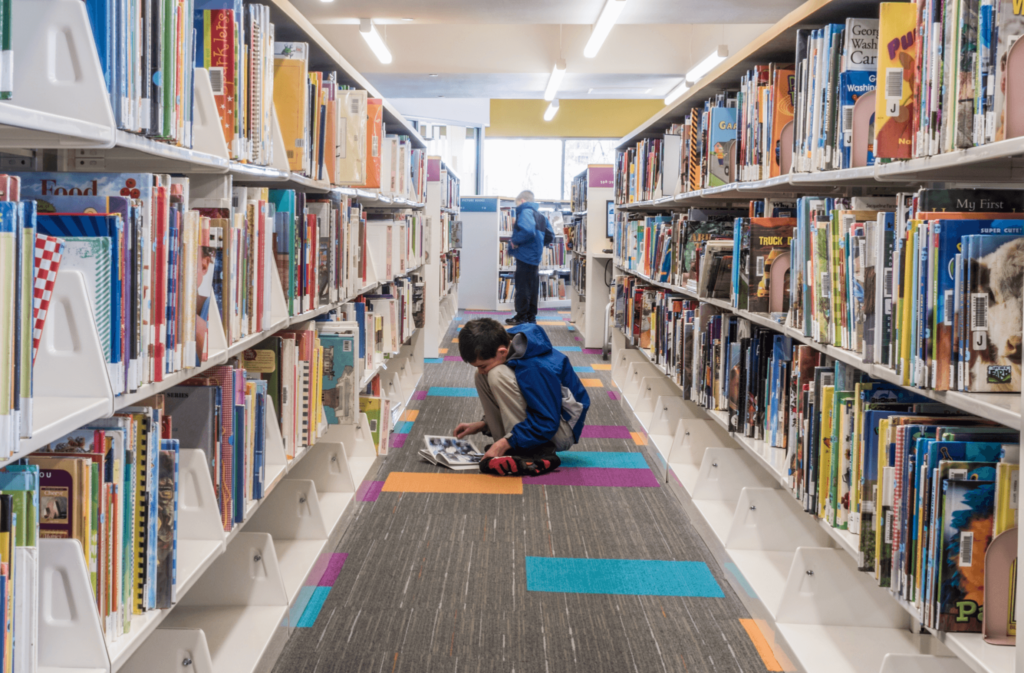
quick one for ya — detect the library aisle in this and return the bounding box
[273,309,781,673]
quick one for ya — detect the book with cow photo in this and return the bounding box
[419,435,485,471]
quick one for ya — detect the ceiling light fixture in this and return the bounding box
[664,80,691,105]
[686,45,728,84]
[583,0,627,58]
[359,19,393,64]
[544,99,560,122]
[544,59,566,102]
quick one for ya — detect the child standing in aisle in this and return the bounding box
[453,318,590,476]
[506,190,554,326]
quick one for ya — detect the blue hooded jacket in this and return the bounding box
[509,201,552,267]
[504,323,590,451]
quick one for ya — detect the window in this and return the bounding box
[483,138,564,200]
[562,139,618,199]
[483,138,619,200]
[422,125,478,196]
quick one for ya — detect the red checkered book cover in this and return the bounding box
[33,234,64,363]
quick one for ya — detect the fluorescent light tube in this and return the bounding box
[664,80,690,105]
[544,100,560,122]
[584,0,627,58]
[360,19,393,65]
[685,45,728,83]
[544,60,566,102]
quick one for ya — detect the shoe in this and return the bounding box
[505,317,526,326]
[479,454,561,477]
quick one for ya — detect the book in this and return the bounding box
[875,3,918,159]
[419,436,485,471]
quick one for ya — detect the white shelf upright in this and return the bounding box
[569,165,615,348]
[423,157,461,356]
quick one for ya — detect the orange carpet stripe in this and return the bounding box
[739,619,789,672]
[452,338,459,343]
[382,472,523,495]
[630,432,647,446]
[580,378,604,388]
[438,348,448,354]
[590,364,612,371]
[401,410,419,422]
[537,321,563,325]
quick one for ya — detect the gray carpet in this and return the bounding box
[272,309,775,673]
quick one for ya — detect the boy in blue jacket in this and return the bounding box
[453,318,590,476]
[506,190,554,326]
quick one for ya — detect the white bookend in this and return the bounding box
[269,265,289,328]
[611,348,648,385]
[724,487,832,615]
[27,269,114,453]
[119,629,215,673]
[289,440,357,496]
[632,377,683,429]
[621,361,664,407]
[0,0,116,149]
[191,69,230,161]
[15,546,38,673]
[176,449,228,598]
[263,401,288,489]
[380,370,405,418]
[270,106,291,174]
[691,447,781,544]
[247,479,329,603]
[38,539,110,672]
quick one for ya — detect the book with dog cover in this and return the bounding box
[965,234,1024,392]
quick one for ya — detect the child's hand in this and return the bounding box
[484,438,511,459]
[454,421,486,439]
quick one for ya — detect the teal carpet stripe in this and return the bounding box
[557,451,650,469]
[428,386,478,397]
[296,587,332,627]
[394,421,414,434]
[526,557,725,598]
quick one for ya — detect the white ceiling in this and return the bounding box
[296,0,804,25]
[291,0,784,100]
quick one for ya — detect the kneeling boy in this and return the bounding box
[453,318,590,476]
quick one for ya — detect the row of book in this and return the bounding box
[615,0,1024,202]
[441,213,461,253]
[540,238,567,268]
[540,274,569,301]
[571,255,586,298]
[615,187,1024,392]
[440,252,460,298]
[439,163,460,210]
[613,277,1018,635]
[80,2,428,200]
[498,207,514,235]
[570,168,589,214]
[336,276,424,379]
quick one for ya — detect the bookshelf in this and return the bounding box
[0,1,438,673]
[424,157,462,358]
[461,197,571,311]
[567,165,615,349]
[609,0,1024,670]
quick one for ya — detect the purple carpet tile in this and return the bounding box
[608,391,620,400]
[580,425,632,439]
[463,310,513,315]
[524,467,660,488]
[444,356,462,361]
[413,390,428,400]
[305,554,331,586]
[357,481,385,502]
[575,336,581,341]
[390,433,408,449]
[317,553,349,586]
[582,348,603,355]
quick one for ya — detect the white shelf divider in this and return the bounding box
[191,68,231,162]
[38,539,111,673]
[25,270,114,453]
[0,0,115,149]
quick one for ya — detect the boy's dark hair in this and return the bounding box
[458,318,511,363]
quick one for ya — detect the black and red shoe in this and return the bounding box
[521,454,560,476]
[479,454,561,477]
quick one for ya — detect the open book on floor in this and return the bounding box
[419,435,485,471]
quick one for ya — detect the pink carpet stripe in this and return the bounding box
[305,554,331,587]
[608,391,620,400]
[582,348,603,355]
[524,467,660,488]
[390,434,408,449]
[580,425,632,439]
[413,390,428,400]
[317,553,349,587]
[444,356,462,361]
[360,479,385,501]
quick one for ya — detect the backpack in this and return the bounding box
[536,211,554,246]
